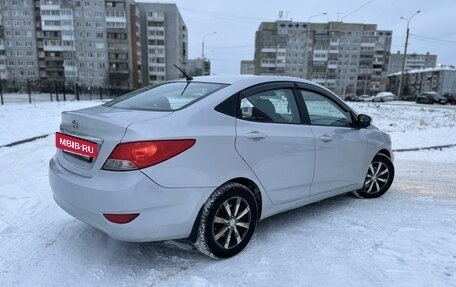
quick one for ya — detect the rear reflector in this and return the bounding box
[103,213,140,224]
[102,139,195,171]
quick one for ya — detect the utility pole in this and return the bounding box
[397,10,421,99]
[27,79,31,104]
[202,32,216,76]
[0,79,3,105]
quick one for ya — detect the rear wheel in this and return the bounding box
[353,154,394,199]
[194,182,258,258]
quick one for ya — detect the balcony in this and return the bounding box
[261,48,278,53]
[312,58,327,63]
[109,69,130,74]
[311,78,326,85]
[361,42,376,47]
[45,65,65,72]
[43,45,63,52]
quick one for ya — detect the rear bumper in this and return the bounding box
[49,156,214,242]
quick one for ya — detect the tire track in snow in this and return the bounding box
[0,134,51,148]
[393,144,456,152]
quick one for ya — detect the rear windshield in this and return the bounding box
[104,82,228,111]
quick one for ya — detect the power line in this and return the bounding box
[205,44,253,49]
[179,6,268,23]
[341,0,375,20]
[409,33,456,44]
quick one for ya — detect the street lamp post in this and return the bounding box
[307,12,327,23]
[202,32,216,76]
[397,10,421,99]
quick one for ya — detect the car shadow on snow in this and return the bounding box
[62,192,387,266]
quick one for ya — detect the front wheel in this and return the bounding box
[194,183,258,258]
[353,154,394,199]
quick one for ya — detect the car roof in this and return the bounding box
[175,75,317,86]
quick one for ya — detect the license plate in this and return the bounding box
[55,132,98,158]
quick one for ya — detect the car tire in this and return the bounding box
[194,182,258,259]
[353,154,394,199]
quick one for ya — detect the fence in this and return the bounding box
[0,79,135,105]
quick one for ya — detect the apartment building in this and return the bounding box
[388,51,437,74]
[33,0,108,89]
[105,0,141,89]
[388,66,456,96]
[240,60,254,75]
[0,0,141,90]
[186,58,211,77]
[0,0,39,84]
[254,21,392,96]
[136,2,187,85]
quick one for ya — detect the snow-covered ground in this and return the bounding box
[0,101,455,286]
[349,102,456,149]
[0,101,104,146]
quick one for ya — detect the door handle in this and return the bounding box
[245,131,268,141]
[319,135,333,143]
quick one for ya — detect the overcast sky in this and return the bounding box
[144,0,456,75]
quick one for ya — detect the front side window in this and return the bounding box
[300,90,352,127]
[240,89,300,124]
[105,82,227,111]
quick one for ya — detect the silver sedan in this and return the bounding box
[49,75,394,258]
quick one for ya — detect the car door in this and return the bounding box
[297,88,367,195]
[235,83,315,205]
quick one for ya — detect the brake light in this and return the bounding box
[102,139,195,171]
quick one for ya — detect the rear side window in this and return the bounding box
[240,89,300,124]
[105,82,228,111]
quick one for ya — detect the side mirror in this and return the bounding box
[357,114,372,128]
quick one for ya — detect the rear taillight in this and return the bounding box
[102,139,195,171]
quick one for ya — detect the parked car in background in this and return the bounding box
[345,94,372,102]
[344,94,357,101]
[416,92,447,104]
[372,92,396,102]
[49,75,395,258]
[443,93,456,105]
[400,94,417,101]
[355,94,374,102]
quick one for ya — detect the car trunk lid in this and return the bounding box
[57,105,172,177]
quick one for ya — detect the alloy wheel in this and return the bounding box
[212,197,251,250]
[364,161,390,194]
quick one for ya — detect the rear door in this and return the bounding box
[235,83,315,205]
[297,88,367,195]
